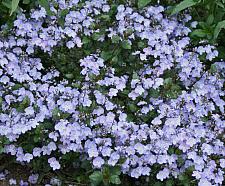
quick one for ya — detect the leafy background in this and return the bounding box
[0,0,224,185]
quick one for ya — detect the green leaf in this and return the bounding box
[101,51,112,61]
[58,9,69,27]
[154,182,164,186]
[206,14,214,25]
[92,32,103,41]
[110,166,121,176]
[168,146,175,155]
[164,78,173,86]
[171,0,199,15]
[149,89,160,98]
[138,0,151,9]
[2,1,12,9]
[214,20,225,40]
[82,37,90,44]
[138,41,145,48]
[121,40,132,50]
[167,84,182,99]
[52,107,61,120]
[128,103,138,112]
[210,64,217,73]
[100,14,110,21]
[198,21,208,29]
[110,175,121,185]
[216,1,224,8]
[121,89,129,95]
[112,55,119,63]
[0,146,4,154]
[217,46,225,59]
[166,180,174,186]
[178,174,189,182]
[11,83,23,90]
[89,171,103,186]
[201,116,208,122]
[33,136,40,143]
[0,97,3,106]
[177,156,185,166]
[81,160,91,170]
[127,113,135,122]
[21,96,30,107]
[132,72,139,79]
[65,73,74,79]
[16,96,30,112]
[23,0,30,4]
[10,0,20,16]
[190,29,207,38]
[111,35,121,43]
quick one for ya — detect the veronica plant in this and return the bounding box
[0,0,224,185]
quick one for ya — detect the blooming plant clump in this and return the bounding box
[0,0,224,185]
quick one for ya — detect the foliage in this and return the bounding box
[138,0,152,8]
[171,0,225,43]
[0,0,224,186]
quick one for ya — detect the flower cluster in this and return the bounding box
[0,1,224,185]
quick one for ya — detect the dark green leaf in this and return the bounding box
[164,78,173,86]
[52,107,61,120]
[82,37,90,44]
[111,35,121,43]
[33,136,40,143]
[121,40,132,50]
[81,160,91,170]
[92,32,103,41]
[214,20,225,39]
[89,171,103,186]
[110,175,121,185]
[58,9,69,27]
[23,0,30,4]
[101,51,112,61]
[206,14,214,25]
[65,73,74,79]
[166,180,174,186]
[190,29,207,38]
[171,0,199,15]
[100,14,110,21]
[138,41,145,48]
[112,56,119,63]
[132,72,139,79]
[178,174,189,182]
[138,0,152,9]
[0,146,4,154]
[216,1,224,8]
[177,156,185,166]
[21,96,30,107]
[127,113,135,122]
[149,89,160,98]
[128,103,138,112]
[2,1,12,9]
[11,83,23,90]
[16,96,30,112]
[201,116,208,122]
[154,182,164,186]
[110,166,121,176]
[210,64,217,73]
[0,97,2,106]
[10,0,20,16]
[198,21,208,29]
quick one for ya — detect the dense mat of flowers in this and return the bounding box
[0,0,224,185]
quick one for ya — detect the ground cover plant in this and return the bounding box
[0,0,224,185]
